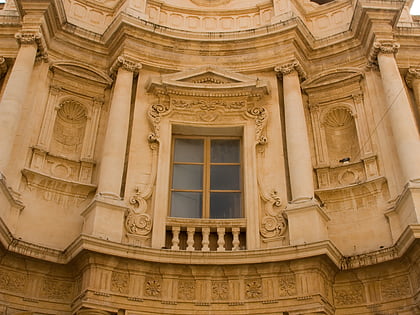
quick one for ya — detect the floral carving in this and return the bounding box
[145,279,161,297]
[0,270,26,293]
[245,279,262,299]
[380,276,411,300]
[334,285,365,306]
[260,190,287,240]
[178,280,195,300]
[246,105,268,145]
[148,102,171,142]
[111,271,129,294]
[212,281,229,300]
[41,279,73,300]
[278,275,296,296]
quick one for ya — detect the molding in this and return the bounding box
[274,61,307,81]
[0,172,24,210]
[367,41,400,69]
[15,32,48,62]
[109,55,142,76]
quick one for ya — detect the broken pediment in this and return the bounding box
[146,66,269,97]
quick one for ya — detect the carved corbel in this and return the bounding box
[274,60,307,82]
[405,67,420,89]
[15,32,48,62]
[0,57,8,79]
[110,55,142,77]
[367,41,400,70]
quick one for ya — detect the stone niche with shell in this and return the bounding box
[22,61,112,206]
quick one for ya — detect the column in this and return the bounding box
[81,55,141,242]
[275,61,314,203]
[0,33,40,173]
[371,42,420,183]
[406,67,420,112]
[97,55,141,198]
[275,62,329,245]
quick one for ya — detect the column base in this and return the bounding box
[81,194,127,242]
[285,200,330,246]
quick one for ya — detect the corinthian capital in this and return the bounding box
[406,67,420,88]
[368,41,400,68]
[110,55,142,76]
[15,32,48,61]
[274,60,307,81]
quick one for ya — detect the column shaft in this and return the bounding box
[0,39,37,171]
[280,66,314,202]
[97,58,138,197]
[376,45,420,182]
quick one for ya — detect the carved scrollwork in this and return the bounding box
[275,61,307,81]
[246,105,268,145]
[147,102,171,143]
[125,186,153,236]
[259,190,287,240]
[110,55,142,76]
[367,41,400,69]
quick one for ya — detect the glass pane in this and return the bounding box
[172,164,203,189]
[210,192,241,218]
[174,139,203,163]
[210,165,240,190]
[171,192,202,218]
[211,139,240,163]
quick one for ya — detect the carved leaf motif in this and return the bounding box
[212,281,229,300]
[278,275,296,296]
[41,279,73,300]
[245,280,262,299]
[111,272,129,294]
[178,280,195,300]
[380,276,411,299]
[334,285,365,305]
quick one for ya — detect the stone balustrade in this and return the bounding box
[166,218,246,251]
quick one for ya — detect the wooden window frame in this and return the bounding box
[169,135,243,219]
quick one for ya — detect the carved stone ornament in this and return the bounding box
[405,67,420,88]
[178,280,195,300]
[125,186,153,237]
[334,285,365,306]
[274,61,307,81]
[15,32,48,62]
[278,275,297,296]
[0,270,27,293]
[111,271,129,294]
[41,279,73,300]
[211,281,229,300]
[245,279,262,299]
[380,276,411,300]
[145,278,161,297]
[259,190,287,240]
[367,41,400,69]
[110,55,142,76]
[0,57,7,78]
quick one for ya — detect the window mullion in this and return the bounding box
[204,138,210,218]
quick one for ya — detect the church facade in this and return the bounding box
[0,0,420,314]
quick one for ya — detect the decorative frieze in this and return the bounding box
[0,270,26,293]
[41,279,73,300]
[380,276,411,300]
[278,275,297,297]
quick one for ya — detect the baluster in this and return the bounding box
[217,227,226,252]
[201,227,210,251]
[232,227,240,251]
[171,226,180,250]
[186,227,195,251]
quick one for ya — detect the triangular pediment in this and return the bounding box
[147,66,268,96]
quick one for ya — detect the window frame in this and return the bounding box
[169,135,243,219]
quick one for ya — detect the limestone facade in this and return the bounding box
[0,0,420,314]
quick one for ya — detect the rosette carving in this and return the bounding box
[259,190,287,240]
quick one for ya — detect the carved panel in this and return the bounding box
[380,276,411,300]
[178,280,195,300]
[111,271,129,294]
[245,279,262,299]
[211,281,229,300]
[144,278,161,297]
[0,270,26,293]
[278,274,296,297]
[334,285,365,306]
[41,279,73,300]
